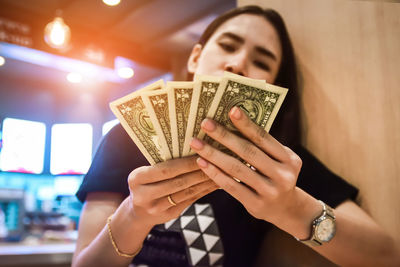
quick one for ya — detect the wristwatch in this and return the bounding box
[295,200,336,246]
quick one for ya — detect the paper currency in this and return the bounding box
[202,72,288,149]
[141,89,173,161]
[167,81,195,158]
[110,72,288,165]
[109,80,165,165]
[182,74,221,156]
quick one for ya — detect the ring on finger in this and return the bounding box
[232,177,241,183]
[167,194,177,206]
[245,162,257,172]
[231,162,257,183]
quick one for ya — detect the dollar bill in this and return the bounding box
[141,89,173,161]
[183,74,221,156]
[110,73,288,166]
[167,81,195,158]
[109,80,166,165]
[202,72,288,150]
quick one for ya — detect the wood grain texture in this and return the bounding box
[238,0,400,263]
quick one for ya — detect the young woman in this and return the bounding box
[72,6,400,267]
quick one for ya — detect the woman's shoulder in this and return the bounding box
[103,123,134,147]
[75,124,149,202]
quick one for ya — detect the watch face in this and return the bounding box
[316,218,336,242]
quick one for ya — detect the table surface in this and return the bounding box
[0,241,75,266]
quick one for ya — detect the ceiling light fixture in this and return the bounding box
[117,67,134,79]
[103,0,121,7]
[67,72,82,83]
[44,10,71,49]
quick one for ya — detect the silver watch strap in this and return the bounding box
[301,239,323,246]
[294,200,334,246]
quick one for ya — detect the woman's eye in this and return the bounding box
[219,43,236,53]
[254,60,270,71]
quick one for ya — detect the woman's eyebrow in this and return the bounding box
[255,46,277,61]
[220,32,244,44]
[220,32,277,61]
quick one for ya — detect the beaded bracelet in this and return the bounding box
[107,215,143,258]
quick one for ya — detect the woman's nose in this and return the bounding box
[224,51,248,77]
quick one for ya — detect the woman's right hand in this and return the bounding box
[127,156,219,228]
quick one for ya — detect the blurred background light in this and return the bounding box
[37,186,56,200]
[54,176,82,196]
[103,0,121,7]
[50,123,93,175]
[115,56,136,80]
[102,119,119,136]
[0,118,46,174]
[0,43,125,83]
[44,16,71,49]
[0,56,5,66]
[66,72,83,83]
[117,67,134,79]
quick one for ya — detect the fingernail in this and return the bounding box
[190,138,204,150]
[230,106,242,120]
[197,157,208,168]
[201,118,216,132]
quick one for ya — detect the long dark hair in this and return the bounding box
[189,5,301,147]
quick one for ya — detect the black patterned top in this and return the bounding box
[76,124,358,267]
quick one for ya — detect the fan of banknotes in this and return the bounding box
[109,72,288,165]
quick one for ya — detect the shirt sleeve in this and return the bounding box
[294,146,359,208]
[76,123,149,203]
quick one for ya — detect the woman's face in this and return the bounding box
[187,14,282,83]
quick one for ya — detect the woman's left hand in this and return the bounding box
[190,106,303,225]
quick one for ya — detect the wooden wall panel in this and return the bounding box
[238,0,400,244]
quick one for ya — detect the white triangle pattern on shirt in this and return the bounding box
[164,218,178,230]
[165,203,223,266]
[202,233,219,251]
[182,229,201,246]
[180,215,195,228]
[208,252,223,265]
[197,215,214,232]
[181,205,191,215]
[194,203,208,215]
[189,247,207,266]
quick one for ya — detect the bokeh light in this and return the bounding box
[67,72,83,83]
[103,0,121,7]
[44,17,71,49]
[117,67,134,79]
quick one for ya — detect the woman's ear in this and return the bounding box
[187,44,203,74]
